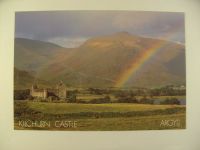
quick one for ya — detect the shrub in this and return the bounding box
[161,98,180,105]
[138,96,154,104]
[89,95,111,104]
[14,89,30,100]
[27,95,34,100]
[117,96,138,103]
[67,91,77,103]
[75,99,87,104]
[48,96,59,102]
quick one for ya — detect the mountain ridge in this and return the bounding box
[14,32,186,89]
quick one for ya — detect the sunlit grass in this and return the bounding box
[27,102,184,114]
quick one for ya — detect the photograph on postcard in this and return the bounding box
[14,11,186,130]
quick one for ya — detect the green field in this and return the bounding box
[27,102,183,114]
[14,101,186,130]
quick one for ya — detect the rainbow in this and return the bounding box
[114,19,185,88]
[115,40,167,87]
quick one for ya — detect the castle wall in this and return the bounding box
[58,90,67,99]
[31,90,47,99]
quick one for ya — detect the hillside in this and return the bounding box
[14,38,68,72]
[14,32,186,88]
[14,68,50,90]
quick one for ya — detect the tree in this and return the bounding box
[67,91,77,103]
[161,98,180,105]
[14,89,30,100]
[117,95,138,103]
[89,95,111,104]
[139,96,154,104]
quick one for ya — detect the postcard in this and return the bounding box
[14,10,186,130]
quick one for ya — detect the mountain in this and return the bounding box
[14,32,186,88]
[14,38,68,72]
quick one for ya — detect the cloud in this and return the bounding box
[15,11,185,46]
[47,37,89,48]
[112,12,156,31]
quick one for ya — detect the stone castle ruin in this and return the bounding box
[30,81,67,100]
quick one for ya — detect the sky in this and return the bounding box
[15,11,185,48]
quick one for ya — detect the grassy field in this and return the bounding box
[27,102,184,114]
[14,101,186,130]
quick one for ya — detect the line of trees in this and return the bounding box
[14,88,183,105]
[86,87,186,97]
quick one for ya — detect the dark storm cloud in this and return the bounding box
[15,11,185,47]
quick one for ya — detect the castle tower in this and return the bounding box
[30,85,35,96]
[43,89,47,99]
[30,84,37,96]
[57,81,67,99]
